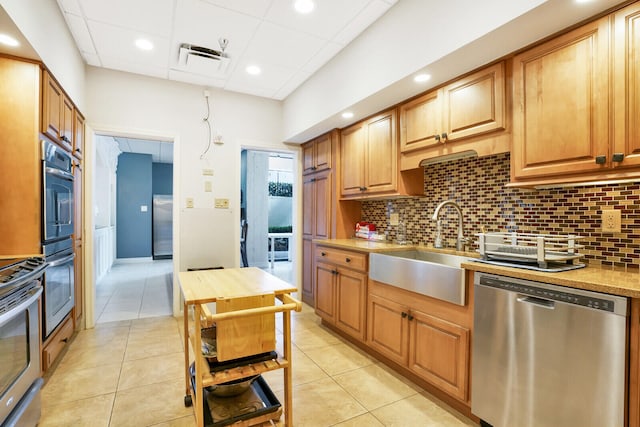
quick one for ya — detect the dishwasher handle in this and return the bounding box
[517,294,555,309]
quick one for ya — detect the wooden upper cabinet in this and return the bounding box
[365,110,397,194]
[302,133,332,175]
[340,121,366,196]
[512,17,610,180]
[42,70,73,151]
[73,110,85,159]
[399,62,505,153]
[613,2,640,170]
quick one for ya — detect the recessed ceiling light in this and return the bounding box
[246,65,261,75]
[135,38,153,51]
[414,73,431,83]
[294,0,315,14]
[0,34,19,47]
[342,111,354,119]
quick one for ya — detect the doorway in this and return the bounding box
[92,134,175,323]
[241,149,295,284]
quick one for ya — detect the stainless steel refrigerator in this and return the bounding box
[152,194,173,259]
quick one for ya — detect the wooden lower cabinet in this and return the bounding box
[314,246,368,341]
[42,314,73,372]
[367,280,471,403]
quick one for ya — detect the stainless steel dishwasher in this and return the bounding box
[472,272,628,427]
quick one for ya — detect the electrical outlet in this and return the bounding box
[186,197,194,208]
[202,168,214,176]
[389,212,399,226]
[602,209,621,233]
[215,198,229,209]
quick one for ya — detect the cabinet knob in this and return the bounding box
[310,178,316,182]
[321,252,326,256]
[441,132,448,142]
[345,257,351,263]
[434,134,441,142]
[332,270,338,275]
[401,312,407,318]
[359,186,367,191]
[408,314,414,321]
[595,155,607,165]
[612,153,625,163]
[312,166,317,170]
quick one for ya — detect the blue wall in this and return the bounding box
[152,163,173,195]
[117,153,152,258]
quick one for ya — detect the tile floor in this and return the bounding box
[95,259,173,324]
[40,301,477,426]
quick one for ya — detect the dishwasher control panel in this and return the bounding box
[477,273,626,314]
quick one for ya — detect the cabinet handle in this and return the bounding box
[345,257,351,263]
[321,252,326,256]
[359,186,367,191]
[332,270,338,275]
[441,132,448,142]
[434,134,441,142]
[408,314,414,321]
[401,312,407,318]
[312,166,317,170]
[310,178,316,182]
[595,155,607,165]
[612,153,625,162]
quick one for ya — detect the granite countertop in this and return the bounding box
[313,238,640,298]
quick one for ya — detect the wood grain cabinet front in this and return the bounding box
[314,246,368,341]
[302,133,332,175]
[42,71,74,151]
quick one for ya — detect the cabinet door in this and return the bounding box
[367,293,408,366]
[443,62,505,142]
[399,90,442,152]
[73,110,84,159]
[302,141,315,175]
[302,238,314,305]
[314,133,332,172]
[313,170,331,239]
[61,96,74,151]
[340,122,366,196]
[314,261,336,323]
[335,267,367,341]
[365,110,397,193]
[512,18,610,179]
[409,310,470,402]
[302,175,315,238]
[42,72,63,142]
[613,3,640,169]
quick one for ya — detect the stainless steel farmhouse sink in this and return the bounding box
[369,250,468,306]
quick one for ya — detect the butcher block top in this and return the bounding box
[178,267,297,304]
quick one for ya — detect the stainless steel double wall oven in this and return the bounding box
[41,139,75,339]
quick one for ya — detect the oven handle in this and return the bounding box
[45,166,74,181]
[47,253,75,268]
[0,287,42,326]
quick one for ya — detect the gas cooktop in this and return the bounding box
[0,257,47,288]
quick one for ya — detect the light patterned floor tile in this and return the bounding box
[118,351,185,390]
[39,393,114,427]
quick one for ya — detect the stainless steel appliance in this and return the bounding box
[42,238,74,338]
[152,194,173,260]
[472,272,628,427]
[42,139,74,243]
[0,257,46,427]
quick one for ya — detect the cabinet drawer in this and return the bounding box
[315,246,367,271]
[42,315,73,372]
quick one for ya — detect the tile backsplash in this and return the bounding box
[361,153,640,269]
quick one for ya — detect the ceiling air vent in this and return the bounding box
[176,38,230,77]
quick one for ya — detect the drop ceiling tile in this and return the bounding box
[88,20,171,68]
[64,13,96,54]
[83,52,101,66]
[301,41,344,74]
[100,56,169,80]
[226,59,295,93]
[57,0,83,16]
[80,0,173,37]
[198,0,272,18]
[168,69,226,88]
[265,0,370,39]
[242,22,325,70]
[332,0,393,45]
[273,69,312,100]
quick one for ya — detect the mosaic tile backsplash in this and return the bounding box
[361,153,640,269]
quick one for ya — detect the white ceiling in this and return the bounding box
[115,137,174,164]
[54,0,397,100]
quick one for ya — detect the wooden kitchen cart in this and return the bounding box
[179,267,302,427]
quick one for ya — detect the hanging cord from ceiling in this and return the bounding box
[200,90,213,159]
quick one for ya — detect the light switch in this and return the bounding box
[140,205,148,212]
[204,181,212,192]
[215,198,229,209]
[202,168,214,176]
[186,198,194,208]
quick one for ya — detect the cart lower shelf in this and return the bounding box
[188,367,281,427]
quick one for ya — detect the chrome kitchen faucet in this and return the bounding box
[432,200,467,251]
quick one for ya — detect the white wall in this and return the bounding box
[1,0,86,109]
[86,67,288,275]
